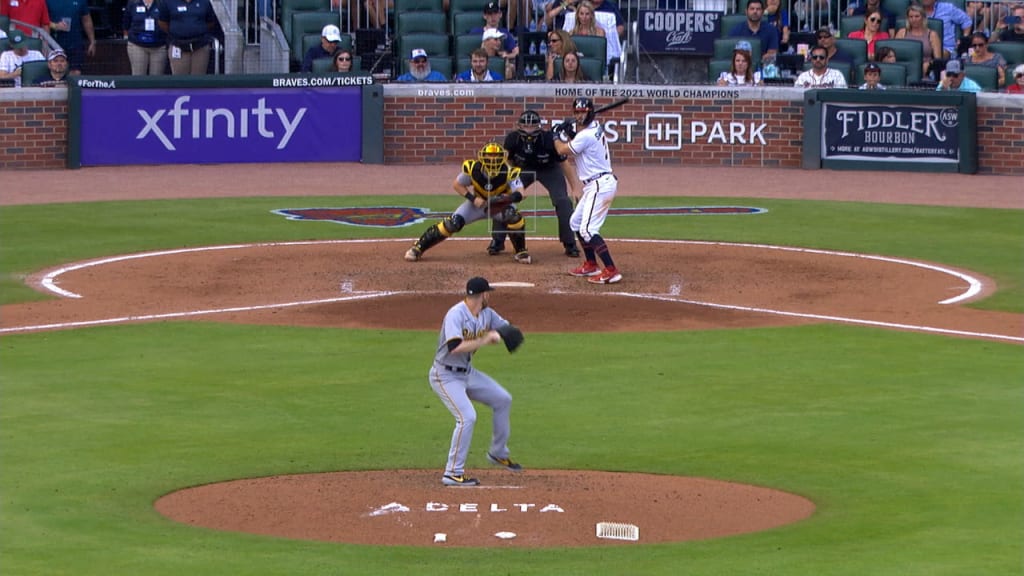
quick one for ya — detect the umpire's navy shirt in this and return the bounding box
[157,0,214,43]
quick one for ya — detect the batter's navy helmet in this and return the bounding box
[573,97,595,125]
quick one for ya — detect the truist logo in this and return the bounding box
[136,96,307,151]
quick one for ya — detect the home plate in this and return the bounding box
[489,282,535,288]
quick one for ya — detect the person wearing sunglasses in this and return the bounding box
[1006,63,1024,94]
[936,59,981,92]
[332,49,354,73]
[847,0,895,36]
[811,27,853,66]
[962,32,1006,88]
[848,10,890,61]
[795,46,848,89]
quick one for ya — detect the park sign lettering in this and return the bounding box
[638,10,721,54]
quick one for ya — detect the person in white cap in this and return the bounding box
[33,49,70,86]
[481,28,517,78]
[396,48,447,82]
[301,24,344,73]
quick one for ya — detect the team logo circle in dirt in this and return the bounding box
[155,469,816,547]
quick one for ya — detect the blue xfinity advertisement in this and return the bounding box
[79,86,362,166]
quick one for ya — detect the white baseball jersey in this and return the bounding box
[795,68,848,89]
[568,120,612,182]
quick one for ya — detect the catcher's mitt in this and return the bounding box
[496,324,525,353]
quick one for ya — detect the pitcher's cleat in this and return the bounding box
[442,474,480,486]
[487,453,523,471]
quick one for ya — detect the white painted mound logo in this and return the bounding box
[367,501,566,515]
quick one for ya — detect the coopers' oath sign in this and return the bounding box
[637,10,721,54]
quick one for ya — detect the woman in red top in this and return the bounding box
[849,10,890,60]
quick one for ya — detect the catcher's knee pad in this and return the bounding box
[505,211,525,231]
[440,214,466,236]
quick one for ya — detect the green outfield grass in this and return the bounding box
[1,196,1022,575]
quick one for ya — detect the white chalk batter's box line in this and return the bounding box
[4,238,1020,344]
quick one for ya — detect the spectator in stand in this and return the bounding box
[301,24,343,73]
[457,48,504,82]
[1007,63,1024,93]
[937,58,981,91]
[46,0,95,73]
[481,27,517,79]
[363,0,392,30]
[157,0,216,75]
[717,43,762,86]
[470,2,518,57]
[795,45,848,87]
[729,0,779,65]
[848,10,889,60]
[544,29,576,79]
[123,0,168,75]
[875,46,896,64]
[964,1,996,36]
[963,32,1007,88]
[544,0,576,32]
[396,48,447,82]
[588,0,623,38]
[549,49,586,82]
[1,0,50,34]
[32,48,69,85]
[551,0,622,39]
[331,49,354,72]
[0,32,45,87]
[993,5,1024,42]
[570,1,604,39]
[858,61,886,89]
[813,26,853,65]
[919,0,973,58]
[848,0,895,36]
[763,0,790,53]
[895,5,942,79]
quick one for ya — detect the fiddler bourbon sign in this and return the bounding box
[637,10,721,54]
[822,103,960,163]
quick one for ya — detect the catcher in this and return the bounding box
[429,276,525,487]
[404,142,532,264]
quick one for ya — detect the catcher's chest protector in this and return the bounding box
[463,161,520,198]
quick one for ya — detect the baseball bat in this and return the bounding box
[594,97,630,115]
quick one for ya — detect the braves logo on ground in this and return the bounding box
[273,206,766,228]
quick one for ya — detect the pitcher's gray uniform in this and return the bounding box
[429,277,522,487]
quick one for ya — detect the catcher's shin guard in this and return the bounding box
[506,212,527,254]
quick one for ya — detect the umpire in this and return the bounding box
[490,109,581,258]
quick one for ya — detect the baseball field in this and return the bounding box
[1,164,1022,575]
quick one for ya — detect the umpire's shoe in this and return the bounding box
[564,243,580,257]
[487,240,505,256]
[487,453,523,471]
[442,474,480,486]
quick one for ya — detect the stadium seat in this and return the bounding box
[893,16,944,41]
[454,32,482,58]
[963,64,997,91]
[874,38,923,83]
[987,42,1024,71]
[449,0,491,14]
[720,13,749,37]
[714,37,762,64]
[571,34,606,65]
[451,11,482,35]
[395,0,444,11]
[840,15,865,38]
[553,55,603,81]
[397,32,451,59]
[855,61,907,86]
[835,38,868,67]
[882,0,910,19]
[396,10,447,35]
[20,60,50,86]
[280,0,330,45]
[708,58,732,84]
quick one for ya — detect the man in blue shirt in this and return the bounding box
[936,59,981,92]
[45,0,96,73]
[456,48,504,82]
[729,0,779,66]
[920,0,972,58]
[396,48,448,82]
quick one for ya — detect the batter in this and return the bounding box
[429,277,523,487]
[554,97,623,284]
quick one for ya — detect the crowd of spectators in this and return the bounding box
[1,0,1022,91]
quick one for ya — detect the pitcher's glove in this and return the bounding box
[496,324,525,353]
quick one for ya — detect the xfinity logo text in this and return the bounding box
[136,96,307,151]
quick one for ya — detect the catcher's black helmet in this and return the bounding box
[573,97,595,125]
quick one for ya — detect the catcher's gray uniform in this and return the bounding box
[429,278,518,485]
